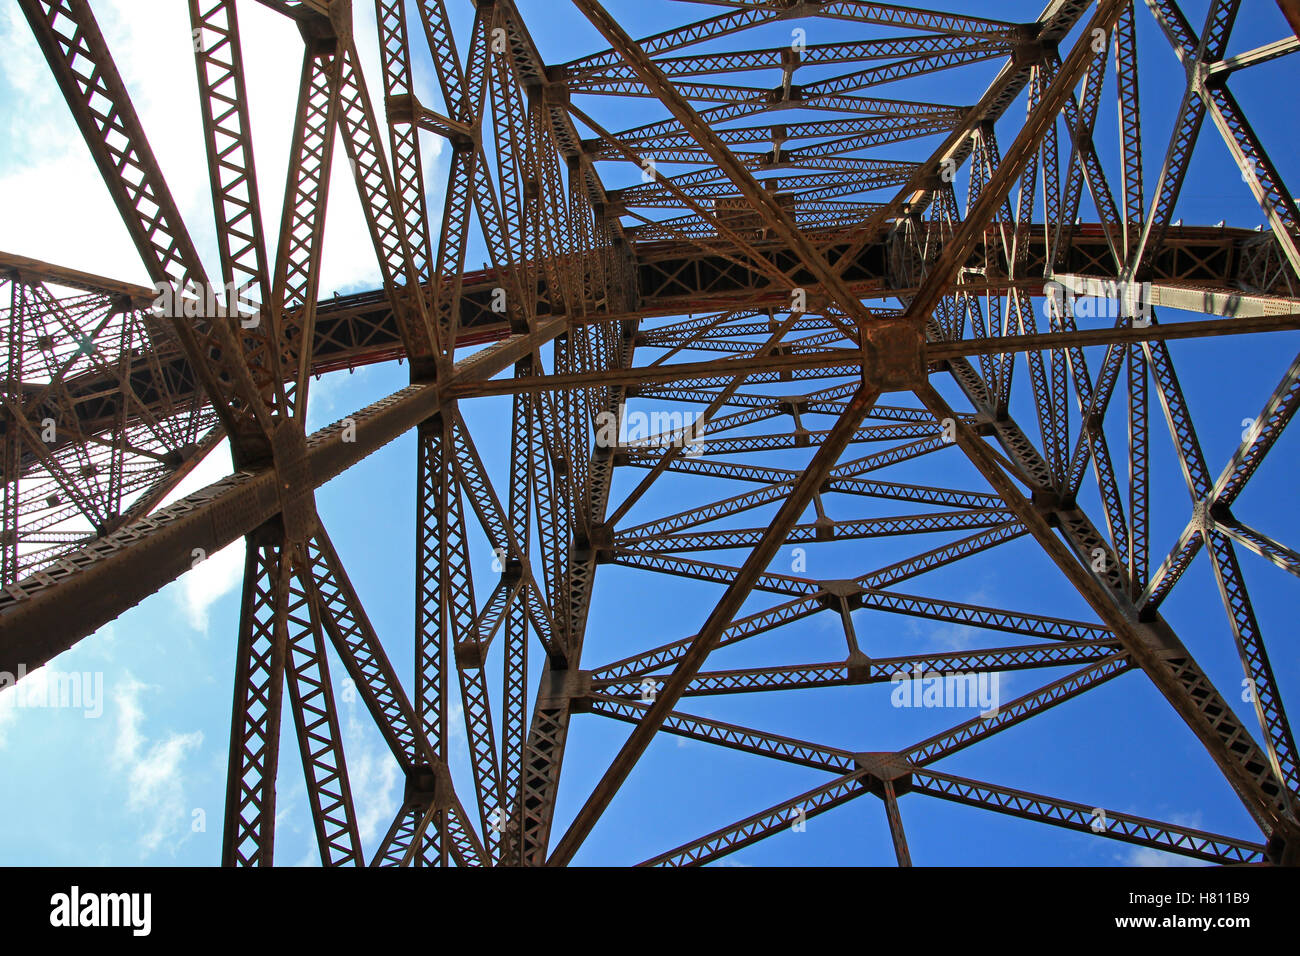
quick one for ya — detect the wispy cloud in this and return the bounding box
[0,0,425,295]
[1118,811,1209,867]
[156,441,246,633]
[1121,847,1205,867]
[175,540,245,634]
[343,687,400,846]
[111,673,204,857]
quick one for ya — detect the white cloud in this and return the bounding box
[0,0,432,297]
[1121,847,1204,868]
[158,440,246,633]
[343,691,400,844]
[176,539,246,634]
[1119,811,1208,867]
[0,2,207,282]
[111,673,204,857]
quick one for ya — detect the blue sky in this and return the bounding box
[1,0,1298,866]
